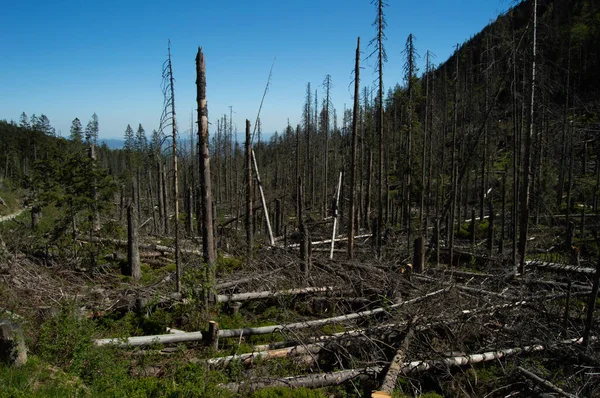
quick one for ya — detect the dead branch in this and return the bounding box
[516,366,577,398]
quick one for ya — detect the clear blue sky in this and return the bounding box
[0,0,511,141]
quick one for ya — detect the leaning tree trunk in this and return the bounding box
[196,47,216,307]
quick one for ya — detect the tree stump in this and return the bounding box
[0,320,27,366]
[413,237,425,274]
[229,301,242,315]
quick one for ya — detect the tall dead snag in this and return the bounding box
[330,171,342,259]
[518,0,538,275]
[196,47,216,305]
[348,37,361,259]
[376,0,386,258]
[164,41,181,293]
[322,76,332,218]
[298,177,310,275]
[126,203,141,281]
[403,33,417,258]
[245,120,253,257]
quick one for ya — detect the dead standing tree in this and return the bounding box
[159,41,182,293]
[348,37,360,259]
[518,0,538,275]
[196,47,216,306]
[245,119,253,257]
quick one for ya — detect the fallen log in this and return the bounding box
[94,331,203,347]
[526,260,595,275]
[216,286,342,303]
[204,341,325,367]
[372,317,418,397]
[85,237,203,256]
[220,366,382,393]
[413,275,512,299]
[215,267,283,290]
[288,234,371,248]
[519,277,591,291]
[221,337,590,393]
[428,268,495,279]
[516,366,577,398]
[217,288,450,339]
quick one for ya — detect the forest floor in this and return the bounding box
[1,202,599,397]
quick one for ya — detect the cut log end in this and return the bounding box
[371,392,392,398]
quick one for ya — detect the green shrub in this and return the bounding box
[36,304,96,372]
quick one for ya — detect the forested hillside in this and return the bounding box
[1,0,600,397]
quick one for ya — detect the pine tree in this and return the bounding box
[124,124,135,152]
[135,123,147,153]
[85,113,99,145]
[38,114,54,136]
[69,118,84,143]
[19,112,30,129]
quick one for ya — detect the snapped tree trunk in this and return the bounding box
[196,47,216,307]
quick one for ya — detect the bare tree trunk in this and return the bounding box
[330,172,342,259]
[518,0,538,275]
[366,150,373,231]
[196,47,216,306]
[348,37,360,259]
[186,186,193,238]
[167,43,181,293]
[157,162,164,234]
[245,120,253,257]
[449,45,460,267]
[376,0,385,258]
[126,203,141,281]
[162,161,170,235]
[298,177,310,275]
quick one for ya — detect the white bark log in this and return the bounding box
[216,286,341,303]
[288,234,371,248]
[94,331,203,347]
[526,260,595,275]
[205,342,325,366]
